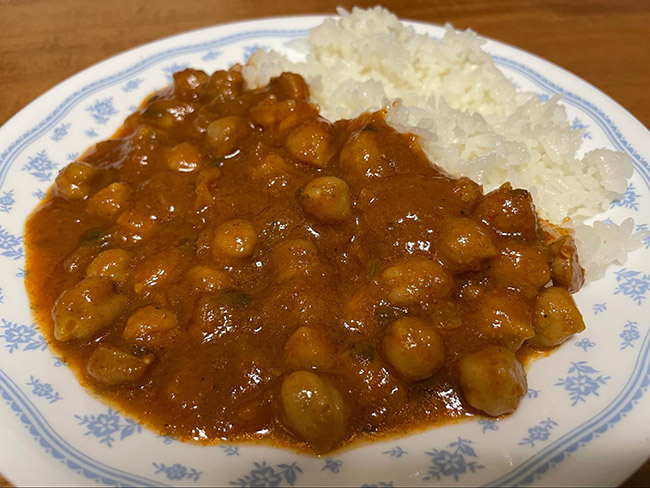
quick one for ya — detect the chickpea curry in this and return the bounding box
[25,66,586,453]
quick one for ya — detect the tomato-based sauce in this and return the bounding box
[25,67,585,453]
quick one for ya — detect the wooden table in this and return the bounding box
[1,0,648,486]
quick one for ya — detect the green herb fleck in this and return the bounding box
[130,344,149,358]
[374,305,402,327]
[79,228,110,248]
[350,342,375,362]
[220,288,253,308]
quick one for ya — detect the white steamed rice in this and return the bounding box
[242,6,646,281]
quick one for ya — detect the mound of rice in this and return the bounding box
[242,6,646,280]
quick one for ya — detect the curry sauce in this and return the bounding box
[25,67,585,453]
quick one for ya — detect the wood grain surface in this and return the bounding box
[1,0,648,486]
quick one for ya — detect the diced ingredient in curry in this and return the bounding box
[489,241,551,291]
[475,183,539,239]
[529,287,585,347]
[474,290,535,351]
[458,345,527,416]
[25,68,587,454]
[549,235,585,292]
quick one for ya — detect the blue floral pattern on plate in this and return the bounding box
[321,458,342,473]
[0,320,46,353]
[614,268,650,304]
[423,438,484,481]
[153,462,201,481]
[518,418,558,447]
[592,302,607,314]
[620,321,641,350]
[86,97,117,124]
[556,362,611,405]
[75,408,142,447]
[382,445,407,458]
[26,376,62,403]
[0,190,15,213]
[22,150,57,181]
[575,338,596,352]
[0,226,24,260]
[611,183,640,211]
[230,461,302,487]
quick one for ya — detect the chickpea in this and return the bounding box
[274,72,309,101]
[133,248,187,295]
[251,154,292,193]
[206,116,250,158]
[298,176,351,223]
[86,346,154,387]
[339,130,384,179]
[250,97,318,143]
[276,101,319,140]
[529,287,585,348]
[489,241,551,291]
[116,207,158,243]
[249,95,279,129]
[271,239,320,281]
[212,219,258,259]
[285,119,337,167]
[166,142,202,173]
[52,277,128,342]
[280,371,347,452]
[475,291,534,351]
[452,177,483,206]
[173,68,209,100]
[381,258,451,307]
[382,317,446,382]
[202,68,244,101]
[438,217,497,270]
[185,265,230,293]
[86,182,133,219]
[55,162,98,201]
[549,235,585,293]
[142,99,194,130]
[284,327,336,370]
[123,305,179,345]
[474,183,539,239]
[458,345,527,416]
[86,249,134,284]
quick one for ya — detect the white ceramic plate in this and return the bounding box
[1,15,650,487]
